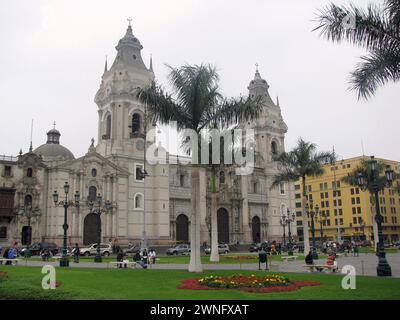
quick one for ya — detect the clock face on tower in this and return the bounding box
[136,139,144,151]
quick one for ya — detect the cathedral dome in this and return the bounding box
[33,127,75,161]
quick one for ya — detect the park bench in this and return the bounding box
[0,258,20,265]
[303,264,338,273]
[108,261,138,269]
[281,255,299,262]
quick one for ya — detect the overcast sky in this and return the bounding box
[0,0,399,162]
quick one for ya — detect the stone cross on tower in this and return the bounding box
[127,17,132,26]
[53,121,56,129]
[255,63,259,72]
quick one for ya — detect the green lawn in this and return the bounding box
[23,253,306,264]
[1,266,399,300]
[358,247,398,254]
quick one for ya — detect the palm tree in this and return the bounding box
[313,0,400,99]
[137,64,263,272]
[272,138,335,255]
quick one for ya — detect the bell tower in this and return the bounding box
[242,66,288,163]
[94,21,155,159]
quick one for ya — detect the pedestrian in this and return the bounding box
[353,244,359,257]
[7,242,18,265]
[73,243,80,263]
[41,248,50,261]
[116,248,126,268]
[148,249,156,264]
[305,250,314,265]
[270,241,277,255]
[327,252,338,272]
[3,247,10,265]
[133,251,147,269]
[142,249,148,264]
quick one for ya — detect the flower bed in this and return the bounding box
[178,274,320,293]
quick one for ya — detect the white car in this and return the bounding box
[204,244,230,254]
[78,243,112,256]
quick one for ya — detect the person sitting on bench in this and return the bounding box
[326,252,338,272]
[133,251,147,269]
[305,251,322,272]
[116,249,127,268]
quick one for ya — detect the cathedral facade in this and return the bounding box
[0,24,295,247]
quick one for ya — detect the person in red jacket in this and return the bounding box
[326,252,338,272]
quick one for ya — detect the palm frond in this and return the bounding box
[386,0,400,24]
[349,46,400,99]
[137,82,192,130]
[313,2,400,52]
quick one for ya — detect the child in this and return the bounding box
[326,252,338,272]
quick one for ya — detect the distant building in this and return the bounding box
[295,156,400,244]
[0,23,295,248]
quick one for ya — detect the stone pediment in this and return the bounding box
[17,152,47,169]
[53,151,129,177]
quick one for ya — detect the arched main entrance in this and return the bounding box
[252,216,261,243]
[83,213,100,245]
[21,226,32,245]
[176,214,189,243]
[217,208,229,244]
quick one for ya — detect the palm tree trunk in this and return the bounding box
[188,165,203,272]
[210,192,219,262]
[302,176,310,255]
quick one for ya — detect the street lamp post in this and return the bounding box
[306,199,319,260]
[53,182,80,267]
[317,210,327,249]
[360,219,366,241]
[87,193,113,263]
[286,209,296,256]
[356,156,393,276]
[280,216,286,246]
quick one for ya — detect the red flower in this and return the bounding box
[177,277,321,293]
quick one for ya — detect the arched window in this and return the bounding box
[219,171,225,185]
[24,195,32,208]
[27,168,33,177]
[88,186,97,202]
[271,141,278,155]
[131,113,141,133]
[134,193,144,209]
[105,115,111,136]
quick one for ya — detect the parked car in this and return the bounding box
[20,242,59,257]
[166,244,190,255]
[394,241,400,248]
[248,243,261,252]
[204,244,230,254]
[79,243,112,256]
[123,245,141,256]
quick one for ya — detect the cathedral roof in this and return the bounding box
[94,22,154,105]
[33,127,75,161]
[248,66,275,106]
[108,24,151,75]
[248,66,270,91]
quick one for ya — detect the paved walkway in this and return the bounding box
[11,253,400,278]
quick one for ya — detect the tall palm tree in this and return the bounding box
[272,138,335,255]
[313,0,400,99]
[137,64,263,272]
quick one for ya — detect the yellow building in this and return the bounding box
[294,156,400,244]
